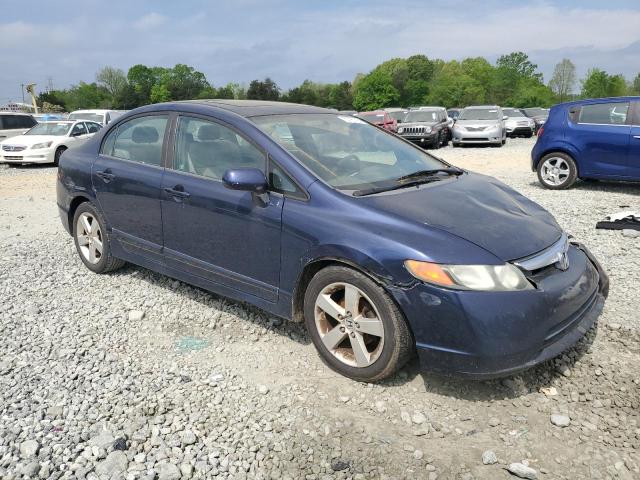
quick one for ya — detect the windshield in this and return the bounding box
[522,108,547,117]
[357,113,385,124]
[405,110,439,123]
[459,108,500,120]
[252,114,448,192]
[25,122,72,136]
[68,112,104,123]
[502,108,525,117]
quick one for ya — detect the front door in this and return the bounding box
[92,114,169,262]
[161,115,283,302]
[567,100,631,178]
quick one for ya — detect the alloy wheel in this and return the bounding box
[314,282,385,368]
[76,212,103,264]
[540,157,571,186]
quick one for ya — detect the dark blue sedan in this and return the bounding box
[57,100,609,381]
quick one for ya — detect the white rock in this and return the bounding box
[507,462,538,479]
[181,430,197,445]
[622,229,639,238]
[550,414,571,428]
[95,451,128,477]
[128,310,145,321]
[19,440,39,458]
[258,384,270,395]
[412,412,427,424]
[482,450,497,465]
[156,462,182,480]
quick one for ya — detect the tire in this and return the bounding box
[303,266,414,382]
[525,132,533,138]
[72,202,125,273]
[430,133,441,150]
[452,142,460,148]
[537,152,578,189]
[54,147,66,167]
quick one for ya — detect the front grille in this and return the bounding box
[3,156,23,161]
[466,126,486,132]
[461,137,489,141]
[2,145,26,152]
[517,121,529,126]
[401,126,426,134]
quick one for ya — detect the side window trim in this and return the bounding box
[169,113,268,181]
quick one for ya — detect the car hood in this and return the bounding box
[360,172,562,261]
[455,119,501,128]
[0,135,61,147]
[400,121,438,128]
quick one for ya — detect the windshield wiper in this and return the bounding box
[395,167,463,182]
[353,177,443,197]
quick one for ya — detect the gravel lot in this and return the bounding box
[0,137,638,480]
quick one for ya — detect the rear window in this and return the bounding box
[577,102,629,125]
[0,114,36,130]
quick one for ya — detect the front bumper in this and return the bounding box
[506,125,534,136]
[452,129,502,144]
[389,243,608,379]
[0,149,55,164]
[399,133,438,146]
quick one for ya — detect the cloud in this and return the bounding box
[133,12,167,30]
[0,1,639,103]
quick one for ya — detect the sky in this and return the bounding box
[1,0,640,103]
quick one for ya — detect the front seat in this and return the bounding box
[129,126,161,165]
[189,124,241,178]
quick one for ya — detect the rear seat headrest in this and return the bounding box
[197,124,222,141]
[132,126,159,144]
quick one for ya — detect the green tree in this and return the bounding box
[150,83,171,103]
[247,78,280,100]
[496,52,542,80]
[548,59,576,102]
[632,73,640,95]
[328,81,354,110]
[161,64,209,100]
[127,64,159,105]
[352,70,400,110]
[608,74,628,97]
[580,69,627,98]
[96,66,128,106]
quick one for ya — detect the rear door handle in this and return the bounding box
[633,135,640,139]
[164,186,191,200]
[96,170,116,182]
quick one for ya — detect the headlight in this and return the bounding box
[31,142,53,149]
[405,260,533,291]
[398,127,404,133]
[424,126,432,134]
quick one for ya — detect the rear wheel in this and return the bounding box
[73,202,125,273]
[304,266,414,382]
[537,152,578,189]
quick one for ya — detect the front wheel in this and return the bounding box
[73,202,125,273]
[537,152,578,189]
[304,266,414,382]
[54,147,66,167]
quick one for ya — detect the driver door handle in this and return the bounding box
[164,186,191,200]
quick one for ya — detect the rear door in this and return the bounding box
[566,100,631,178]
[630,101,640,178]
[92,114,169,263]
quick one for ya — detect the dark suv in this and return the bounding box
[397,107,449,148]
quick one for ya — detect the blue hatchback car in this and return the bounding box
[57,100,609,382]
[532,96,640,189]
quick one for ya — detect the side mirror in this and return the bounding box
[222,168,268,194]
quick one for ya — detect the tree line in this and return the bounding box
[38,53,640,113]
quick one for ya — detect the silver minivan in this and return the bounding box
[451,106,507,147]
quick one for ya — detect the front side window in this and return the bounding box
[105,115,168,166]
[252,114,448,192]
[71,123,88,136]
[173,116,265,180]
[578,102,630,125]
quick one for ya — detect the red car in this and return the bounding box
[356,110,398,132]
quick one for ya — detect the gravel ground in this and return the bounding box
[0,138,638,480]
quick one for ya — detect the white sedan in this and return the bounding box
[0,120,102,166]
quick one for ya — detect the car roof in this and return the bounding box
[463,105,501,109]
[176,99,331,118]
[0,112,33,116]
[555,96,640,108]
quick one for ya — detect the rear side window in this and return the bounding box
[71,123,88,136]
[86,122,101,133]
[105,115,168,166]
[1,115,34,129]
[578,102,630,125]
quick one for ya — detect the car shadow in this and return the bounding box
[2,163,56,170]
[109,263,311,345]
[382,323,598,401]
[106,264,596,398]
